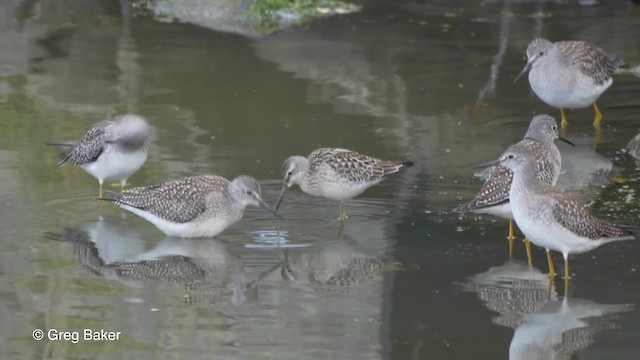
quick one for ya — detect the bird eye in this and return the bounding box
[245,190,252,195]
[552,125,557,131]
[287,171,293,176]
[538,51,544,56]
[507,154,514,159]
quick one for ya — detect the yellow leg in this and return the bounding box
[564,256,570,296]
[338,202,348,222]
[98,182,104,209]
[593,122,602,149]
[546,274,554,300]
[546,249,555,278]
[560,108,568,128]
[593,102,603,127]
[508,220,514,260]
[524,237,533,267]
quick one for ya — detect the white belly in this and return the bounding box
[121,204,240,238]
[471,202,513,220]
[300,179,376,202]
[529,69,612,109]
[511,195,621,256]
[82,150,148,185]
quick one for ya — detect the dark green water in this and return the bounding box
[1,1,639,359]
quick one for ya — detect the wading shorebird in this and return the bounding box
[103,175,278,238]
[515,38,624,128]
[454,114,573,265]
[49,114,151,198]
[276,148,413,222]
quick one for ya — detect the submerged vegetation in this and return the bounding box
[245,0,361,34]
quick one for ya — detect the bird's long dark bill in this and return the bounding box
[472,159,503,169]
[558,136,575,146]
[275,186,287,212]
[259,199,281,219]
[513,63,531,84]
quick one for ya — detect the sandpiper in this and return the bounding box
[103,175,278,238]
[515,38,623,127]
[454,114,573,264]
[478,145,636,290]
[276,148,413,221]
[49,114,151,198]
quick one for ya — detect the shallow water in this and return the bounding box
[1,0,639,359]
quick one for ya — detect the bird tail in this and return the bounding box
[451,202,470,214]
[615,64,640,79]
[379,160,415,177]
[45,142,74,166]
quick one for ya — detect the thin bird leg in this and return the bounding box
[524,237,533,267]
[508,220,514,260]
[546,275,554,301]
[564,256,570,297]
[560,108,569,128]
[338,202,349,222]
[593,102,603,127]
[546,249,556,278]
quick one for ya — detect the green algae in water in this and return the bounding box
[246,0,361,35]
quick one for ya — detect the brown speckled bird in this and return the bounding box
[48,114,151,198]
[479,144,636,289]
[514,38,624,127]
[103,175,277,238]
[454,115,573,264]
[275,148,413,221]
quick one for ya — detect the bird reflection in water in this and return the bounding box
[278,236,395,294]
[462,261,634,359]
[46,219,271,306]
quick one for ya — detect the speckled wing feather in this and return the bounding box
[308,148,351,170]
[328,151,408,183]
[520,139,558,184]
[557,41,623,86]
[549,191,634,240]
[58,121,111,166]
[457,139,557,213]
[457,165,512,213]
[116,175,229,223]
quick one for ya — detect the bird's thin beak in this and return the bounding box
[472,158,503,169]
[513,61,531,84]
[258,197,281,219]
[558,136,575,146]
[275,186,287,212]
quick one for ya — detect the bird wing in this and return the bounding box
[308,147,352,169]
[117,175,229,223]
[549,191,633,240]
[558,41,623,86]
[325,151,407,183]
[457,165,512,213]
[58,121,111,166]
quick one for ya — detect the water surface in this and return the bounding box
[1,1,639,359]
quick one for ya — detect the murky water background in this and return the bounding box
[1,1,639,359]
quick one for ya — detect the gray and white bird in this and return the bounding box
[49,114,151,197]
[454,114,573,264]
[276,148,413,221]
[104,175,277,238]
[477,144,635,289]
[514,38,624,127]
